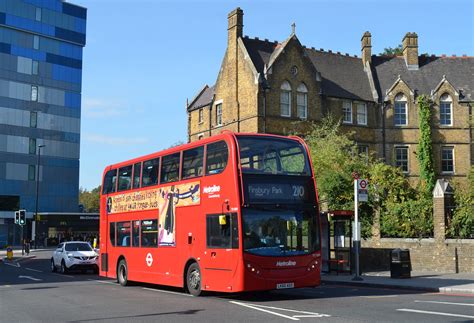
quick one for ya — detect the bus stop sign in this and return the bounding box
[357,179,368,202]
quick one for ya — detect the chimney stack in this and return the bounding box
[402,32,419,70]
[228,8,243,45]
[361,31,372,66]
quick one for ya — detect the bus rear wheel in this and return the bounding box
[117,259,129,286]
[186,263,202,296]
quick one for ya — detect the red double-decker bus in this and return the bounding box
[99,132,321,296]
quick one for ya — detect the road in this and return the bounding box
[1,250,473,322]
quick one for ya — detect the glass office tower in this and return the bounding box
[0,0,86,245]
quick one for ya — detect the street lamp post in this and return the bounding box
[34,144,45,249]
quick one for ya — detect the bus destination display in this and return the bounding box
[246,182,309,203]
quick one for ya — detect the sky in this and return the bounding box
[74,0,474,191]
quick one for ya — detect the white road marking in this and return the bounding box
[142,287,193,297]
[230,301,298,321]
[414,300,474,307]
[363,295,399,299]
[18,275,42,281]
[4,261,20,268]
[397,308,474,319]
[25,268,42,273]
[230,301,330,321]
[88,279,117,285]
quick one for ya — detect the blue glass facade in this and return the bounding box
[0,0,86,245]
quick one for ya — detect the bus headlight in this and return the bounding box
[307,260,319,271]
[246,262,261,275]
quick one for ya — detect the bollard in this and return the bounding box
[6,246,13,260]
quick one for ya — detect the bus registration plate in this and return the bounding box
[276,282,294,289]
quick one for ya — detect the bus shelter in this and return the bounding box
[321,210,353,274]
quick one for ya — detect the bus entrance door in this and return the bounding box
[203,213,239,291]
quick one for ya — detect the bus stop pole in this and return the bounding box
[352,179,363,281]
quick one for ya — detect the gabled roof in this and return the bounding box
[241,36,374,101]
[372,56,474,102]
[187,85,215,112]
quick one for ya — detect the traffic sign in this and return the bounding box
[357,179,368,202]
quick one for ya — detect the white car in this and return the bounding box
[51,241,99,274]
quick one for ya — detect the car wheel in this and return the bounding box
[51,258,57,272]
[117,259,129,286]
[60,260,68,274]
[186,262,202,296]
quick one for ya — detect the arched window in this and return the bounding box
[296,83,308,119]
[394,93,408,126]
[280,81,292,117]
[440,93,452,126]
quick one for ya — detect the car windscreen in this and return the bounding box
[64,243,93,252]
[237,136,311,176]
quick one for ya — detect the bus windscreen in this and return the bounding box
[242,207,320,257]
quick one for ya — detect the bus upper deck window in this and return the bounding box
[118,165,132,191]
[182,146,204,179]
[142,158,160,187]
[206,141,228,175]
[132,162,141,189]
[102,169,117,194]
[161,153,180,184]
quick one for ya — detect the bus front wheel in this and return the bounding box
[186,263,202,296]
[117,259,129,286]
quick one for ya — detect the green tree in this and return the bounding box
[448,166,474,238]
[304,116,372,237]
[79,186,101,212]
[304,115,369,210]
[417,95,436,194]
[380,45,403,56]
[303,116,433,238]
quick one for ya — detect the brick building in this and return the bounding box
[187,8,473,185]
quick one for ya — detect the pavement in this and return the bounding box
[2,248,473,295]
[0,246,49,260]
[322,271,474,295]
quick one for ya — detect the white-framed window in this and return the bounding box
[296,83,308,119]
[31,86,38,101]
[198,108,203,124]
[216,103,222,126]
[440,93,452,126]
[342,101,352,124]
[280,81,291,117]
[441,146,454,173]
[394,146,409,173]
[356,102,367,125]
[394,93,408,126]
